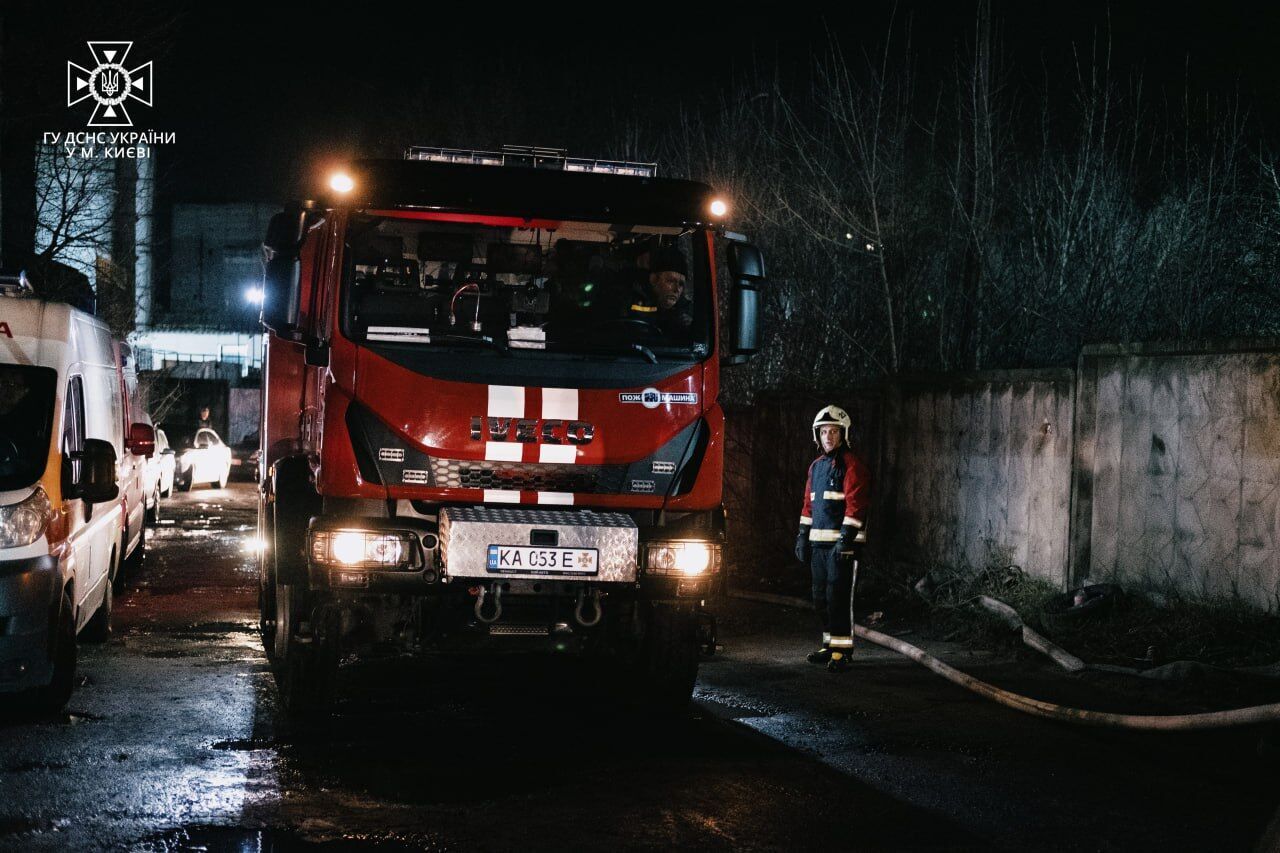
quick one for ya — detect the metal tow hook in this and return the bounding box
[475,584,502,623]
[574,588,603,627]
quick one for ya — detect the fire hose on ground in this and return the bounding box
[730,590,1280,731]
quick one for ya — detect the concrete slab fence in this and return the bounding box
[725,340,1280,612]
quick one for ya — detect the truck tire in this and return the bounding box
[640,603,700,709]
[25,590,77,715]
[273,583,337,717]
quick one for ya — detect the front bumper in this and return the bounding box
[0,555,59,693]
[304,509,720,600]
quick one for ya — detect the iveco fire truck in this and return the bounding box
[257,146,765,714]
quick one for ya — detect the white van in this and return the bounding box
[0,282,154,712]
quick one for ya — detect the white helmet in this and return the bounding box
[812,404,852,446]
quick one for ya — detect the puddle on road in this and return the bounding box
[133,825,439,851]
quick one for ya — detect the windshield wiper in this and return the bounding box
[549,341,658,364]
[427,333,510,355]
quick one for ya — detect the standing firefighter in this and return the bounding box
[795,405,871,672]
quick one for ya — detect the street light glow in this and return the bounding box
[709,198,728,217]
[329,172,355,193]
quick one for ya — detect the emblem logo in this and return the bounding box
[618,388,698,409]
[67,42,153,127]
[470,417,595,445]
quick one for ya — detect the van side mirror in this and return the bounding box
[261,206,307,334]
[126,422,156,458]
[724,241,766,364]
[78,438,119,504]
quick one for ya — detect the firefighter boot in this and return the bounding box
[827,651,851,673]
[807,647,832,665]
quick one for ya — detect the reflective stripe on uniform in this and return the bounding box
[823,491,844,500]
[629,304,657,313]
[800,516,812,525]
[828,636,854,649]
[808,529,840,542]
[842,516,864,529]
[854,530,867,543]
[821,632,831,645]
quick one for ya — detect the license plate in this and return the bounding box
[486,544,599,576]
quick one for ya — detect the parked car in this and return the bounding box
[166,425,232,490]
[143,428,176,522]
[0,287,154,713]
[230,430,260,482]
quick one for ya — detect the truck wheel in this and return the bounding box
[25,591,77,715]
[272,583,337,716]
[640,604,700,709]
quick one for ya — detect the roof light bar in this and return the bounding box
[405,144,657,178]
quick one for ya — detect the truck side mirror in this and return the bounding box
[261,207,307,334]
[78,438,120,504]
[724,241,766,364]
[126,422,156,458]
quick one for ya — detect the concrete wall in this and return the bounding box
[1073,343,1280,610]
[878,372,1075,586]
[728,342,1280,610]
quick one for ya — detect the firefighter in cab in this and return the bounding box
[624,245,693,339]
[795,405,872,672]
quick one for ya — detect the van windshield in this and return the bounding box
[0,365,56,491]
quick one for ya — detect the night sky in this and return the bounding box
[9,1,1280,203]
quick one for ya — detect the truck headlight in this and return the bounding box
[0,487,54,549]
[309,529,417,570]
[645,541,719,577]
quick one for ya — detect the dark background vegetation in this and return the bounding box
[4,2,1280,398]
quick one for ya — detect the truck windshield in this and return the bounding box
[0,365,56,491]
[340,214,712,360]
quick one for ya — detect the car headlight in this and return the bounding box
[0,487,54,549]
[645,541,720,577]
[309,529,417,570]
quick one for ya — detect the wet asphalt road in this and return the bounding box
[0,483,1275,851]
[0,484,972,852]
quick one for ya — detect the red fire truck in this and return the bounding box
[257,146,765,714]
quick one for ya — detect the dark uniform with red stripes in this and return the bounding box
[796,446,871,653]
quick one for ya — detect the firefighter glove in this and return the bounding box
[795,530,812,564]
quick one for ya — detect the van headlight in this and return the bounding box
[645,541,720,577]
[0,487,54,548]
[309,529,417,570]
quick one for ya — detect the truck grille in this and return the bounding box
[428,458,627,494]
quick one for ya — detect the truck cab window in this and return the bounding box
[342,215,711,361]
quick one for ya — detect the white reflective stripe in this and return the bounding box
[809,492,815,500]
[828,636,854,649]
[809,529,841,542]
[823,491,845,500]
[483,489,521,504]
[542,387,578,420]
[799,516,812,525]
[854,530,867,543]
[821,632,832,644]
[537,491,574,505]
[485,442,523,462]
[539,444,577,464]
[488,385,525,418]
[843,516,865,530]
